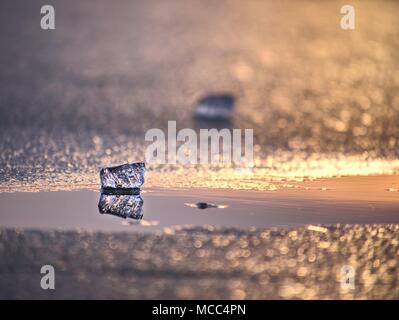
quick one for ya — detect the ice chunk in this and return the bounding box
[100,162,145,189]
[98,194,144,220]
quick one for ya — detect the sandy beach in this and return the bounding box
[0,0,398,299]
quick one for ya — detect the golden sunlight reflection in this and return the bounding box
[2,153,399,192]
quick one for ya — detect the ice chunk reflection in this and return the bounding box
[98,193,144,220]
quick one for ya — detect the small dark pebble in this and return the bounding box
[196,202,217,209]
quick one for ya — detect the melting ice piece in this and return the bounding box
[194,94,235,121]
[98,194,144,220]
[100,162,145,189]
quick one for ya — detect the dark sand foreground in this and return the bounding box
[0,225,397,299]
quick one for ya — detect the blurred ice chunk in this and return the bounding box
[194,94,235,121]
[100,162,145,189]
[98,193,144,220]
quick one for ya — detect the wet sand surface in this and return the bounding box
[1,176,398,299]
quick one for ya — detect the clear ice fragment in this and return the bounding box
[100,162,145,189]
